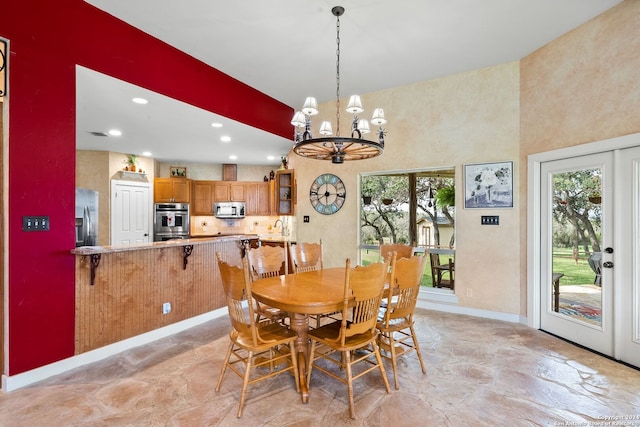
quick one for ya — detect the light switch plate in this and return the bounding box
[23,216,50,231]
[481,215,499,225]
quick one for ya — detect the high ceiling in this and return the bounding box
[78,0,621,166]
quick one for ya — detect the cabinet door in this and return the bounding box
[214,182,230,201]
[154,179,174,202]
[230,183,245,201]
[192,181,214,215]
[245,183,258,215]
[256,182,271,215]
[171,179,191,203]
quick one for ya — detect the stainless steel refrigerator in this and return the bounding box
[75,188,99,247]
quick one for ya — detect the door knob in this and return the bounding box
[604,247,613,254]
[603,261,614,268]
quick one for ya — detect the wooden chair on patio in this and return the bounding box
[429,252,454,289]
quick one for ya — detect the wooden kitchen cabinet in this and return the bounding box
[275,170,295,215]
[245,182,271,216]
[154,178,191,203]
[191,180,215,215]
[213,182,245,202]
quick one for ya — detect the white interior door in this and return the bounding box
[615,146,640,367]
[111,180,151,245]
[540,152,614,356]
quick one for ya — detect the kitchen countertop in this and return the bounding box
[71,234,258,255]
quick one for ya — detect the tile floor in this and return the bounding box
[1,310,639,426]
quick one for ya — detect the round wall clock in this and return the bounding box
[309,173,346,215]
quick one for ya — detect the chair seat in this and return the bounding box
[231,322,297,351]
[309,320,379,351]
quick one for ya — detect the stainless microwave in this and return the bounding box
[214,201,245,219]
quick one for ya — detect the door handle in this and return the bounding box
[144,233,149,237]
[603,261,614,268]
[604,247,613,254]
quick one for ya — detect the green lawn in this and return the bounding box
[552,247,598,286]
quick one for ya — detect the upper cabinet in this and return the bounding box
[245,182,271,216]
[275,170,295,215]
[192,180,215,215]
[214,182,245,202]
[154,178,191,203]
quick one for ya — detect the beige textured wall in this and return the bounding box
[519,0,640,315]
[290,61,522,314]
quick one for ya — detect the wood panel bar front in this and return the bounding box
[73,237,247,354]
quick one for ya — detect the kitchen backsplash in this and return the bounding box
[190,215,295,239]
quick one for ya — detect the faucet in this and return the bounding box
[273,219,285,236]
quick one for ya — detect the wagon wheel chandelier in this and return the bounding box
[291,6,387,164]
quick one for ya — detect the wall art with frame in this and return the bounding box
[170,166,187,178]
[464,161,513,208]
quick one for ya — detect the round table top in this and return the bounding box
[251,267,347,315]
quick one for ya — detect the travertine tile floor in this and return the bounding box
[1,310,639,426]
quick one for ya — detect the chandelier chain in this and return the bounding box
[335,14,341,137]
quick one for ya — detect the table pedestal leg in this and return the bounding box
[290,312,310,403]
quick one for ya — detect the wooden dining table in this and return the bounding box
[251,267,347,403]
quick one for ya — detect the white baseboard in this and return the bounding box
[2,308,227,392]
[417,287,523,323]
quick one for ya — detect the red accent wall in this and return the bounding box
[3,1,292,375]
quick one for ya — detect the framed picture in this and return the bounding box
[170,166,187,178]
[464,161,513,208]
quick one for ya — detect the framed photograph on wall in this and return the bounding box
[170,166,187,178]
[464,161,513,208]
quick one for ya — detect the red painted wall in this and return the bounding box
[3,1,292,375]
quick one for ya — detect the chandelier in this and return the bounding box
[291,6,387,164]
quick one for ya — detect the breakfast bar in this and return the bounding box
[71,235,256,354]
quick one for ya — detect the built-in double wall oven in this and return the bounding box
[153,203,190,241]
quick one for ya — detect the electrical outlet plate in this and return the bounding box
[162,302,171,314]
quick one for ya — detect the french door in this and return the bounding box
[540,147,640,367]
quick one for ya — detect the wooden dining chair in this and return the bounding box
[289,240,336,328]
[380,243,413,262]
[246,244,289,324]
[306,258,391,419]
[429,252,454,289]
[288,240,323,273]
[215,253,299,418]
[377,254,428,389]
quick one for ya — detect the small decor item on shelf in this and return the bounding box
[170,166,187,177]
[280,156,288,170]
[124,154,137,171]
[263,175,269,182]
[269,170,275,180]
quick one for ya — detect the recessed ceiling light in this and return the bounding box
[211,122,223,128]
[229,155,238,160]
[108,129,122,137]
[142,151,152,157]
[267,155,275,161]
[220,136,231,142]
[132,97,148,104]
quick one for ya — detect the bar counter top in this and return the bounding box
[71,234,259,255]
